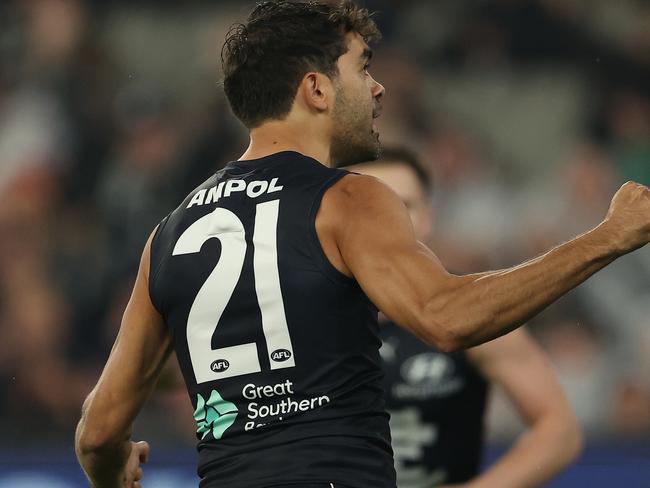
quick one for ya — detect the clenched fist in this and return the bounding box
[603,181,650,254]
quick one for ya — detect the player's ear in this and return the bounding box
[298,72,332,113]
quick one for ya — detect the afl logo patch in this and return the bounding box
[211,359,230,372]
[271,349,292,362]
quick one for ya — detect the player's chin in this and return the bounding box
[370,129,381,154]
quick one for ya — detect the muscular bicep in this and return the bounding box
[331,175,458,346]
[82,229,172,443]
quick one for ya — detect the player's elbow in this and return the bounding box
[422,328,462,353]
[75,398,125,456]
[414,312,467,353]
[539,407,584,468]
[559,413,584,464]
[416,283,496,352]
[76,423,113,456]
[416,304,480,353]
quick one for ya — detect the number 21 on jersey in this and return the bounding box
[172,199,295,384]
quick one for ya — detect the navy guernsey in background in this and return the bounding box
[380,321,488,488]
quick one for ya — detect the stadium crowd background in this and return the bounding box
[1,0,649,483]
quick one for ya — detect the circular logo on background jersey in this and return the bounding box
[400,353,453,386]
[211,359,230,372]
[271,349,292,362]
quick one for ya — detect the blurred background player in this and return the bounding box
[350,147,582,488]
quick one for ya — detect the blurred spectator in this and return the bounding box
[98,86,188,279]
[0,0,648,451]
[607,90,650,186]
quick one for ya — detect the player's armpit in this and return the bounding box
[75,228,172,486]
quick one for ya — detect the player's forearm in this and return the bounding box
[425,222,620,351]
[75,396,132,488]
[468,413,583,488]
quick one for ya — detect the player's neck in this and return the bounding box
[241,119,332,167]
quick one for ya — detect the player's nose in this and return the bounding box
[371,76,385,100]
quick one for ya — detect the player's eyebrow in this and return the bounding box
[361,48,373,63]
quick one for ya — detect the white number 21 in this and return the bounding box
[172,200,295,384]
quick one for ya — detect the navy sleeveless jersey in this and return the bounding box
[149,151,395,488]
[380,321,488,487]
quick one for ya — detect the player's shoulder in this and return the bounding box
[325,171,403,212]
[330,171,394,195]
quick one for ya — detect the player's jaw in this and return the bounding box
[330,88,382,166]
[372,103,382,138]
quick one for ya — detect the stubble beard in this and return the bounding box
[329,88,381,167]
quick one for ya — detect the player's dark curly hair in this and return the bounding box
[222,0,381,128]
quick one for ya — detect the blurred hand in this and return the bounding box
[123,440,149,488]
[603,181,650,254]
